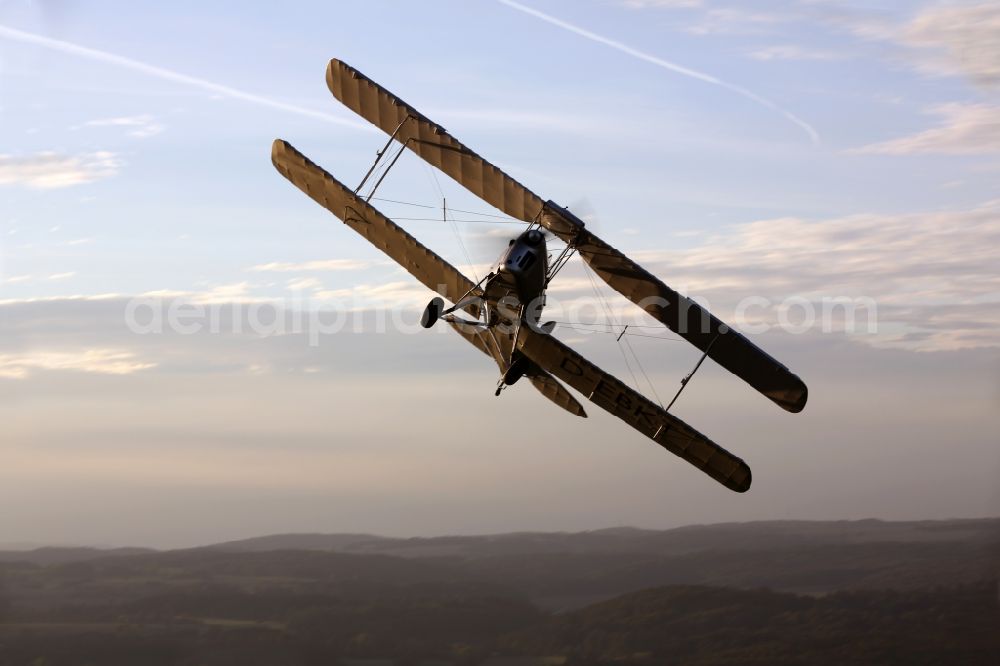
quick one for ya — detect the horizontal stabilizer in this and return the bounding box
[528,373,588,418]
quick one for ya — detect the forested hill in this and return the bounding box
[0,519,996,664]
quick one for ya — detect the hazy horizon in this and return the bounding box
[1,515,996,552]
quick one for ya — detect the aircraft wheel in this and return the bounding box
[503,357,528,385]
[421,297,444,328]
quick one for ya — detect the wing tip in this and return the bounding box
[327,58,359,92]
[271,137,288,159]
[729,465,752,493]
[781,378,809,414]
[766,375,808,413]
[790,382,808,413]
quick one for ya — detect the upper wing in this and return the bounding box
[271,139,478,315]
[326,58,806,413]
[327,59,548,225]
[516,327,752,493]
[566,223,808,413]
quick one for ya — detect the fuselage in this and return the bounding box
[495,228,548,313]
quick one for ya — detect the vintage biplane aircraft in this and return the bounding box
[271,59,808,493]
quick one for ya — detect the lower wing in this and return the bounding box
[271,139,479,316]
[516,327,752,493]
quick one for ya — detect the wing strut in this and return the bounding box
[665,331,721,412]
[355,115,412,196]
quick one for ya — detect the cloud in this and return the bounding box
[495,0,820,144]
[828,3,999,88]
[0,152,120,189]
[0,349,156,379]
[286,277,323,291]
[900,3,1000,87]
[623,200,1000,351]
[82,114,164,138]
[836,5,1000,156]
[0,293,122,306]
[853,103,1000,155]
[313,280,430,308]
[685,8,796,36]
[748,44,846,62]
[250,259,375,273]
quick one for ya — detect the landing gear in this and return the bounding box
[421,297,444,329]
[502,356,528,386]
[495,355,529,397]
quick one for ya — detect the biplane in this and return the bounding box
[271,59,808,493]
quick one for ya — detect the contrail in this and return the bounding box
[0,24,366,129]
[496,0,820,144]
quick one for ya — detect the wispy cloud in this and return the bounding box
[0,349,156,379]
[899,3,1000,87]
[854,103,1000,155]
[626,200,1000,351]
[0,24,365,129]
[286,277,323,291]
[495,0,820,144]
[250,259,375,273]
[685,8,795,36]
[830,2,1000,88]
[82,114,164,138]
[0,152,120,189]
[748,45,846,62]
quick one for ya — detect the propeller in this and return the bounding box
[563,197,602,236]
[462,199,599,266]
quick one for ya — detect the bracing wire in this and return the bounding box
[422,163,480,283]
[554,322,681,342]
[582,260,642,393]
[371,196,521,222]
[624,334,665,408]
[380,216,523,224]
[546,320,680,332]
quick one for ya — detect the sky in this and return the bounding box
[1,0,999,548]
